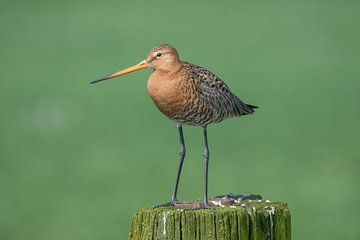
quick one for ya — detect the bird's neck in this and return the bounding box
[154,61,183,74]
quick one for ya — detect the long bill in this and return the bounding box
[90,60,150,84]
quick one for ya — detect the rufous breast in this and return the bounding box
[147,70,187,119]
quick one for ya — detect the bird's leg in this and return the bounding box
[171,123,186,203]
[203,126,210,208]
[153,124,186,208]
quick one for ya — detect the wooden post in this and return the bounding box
[128,196,291,240]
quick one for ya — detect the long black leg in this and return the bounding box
[203,126,210,207]
[171,123,186,203]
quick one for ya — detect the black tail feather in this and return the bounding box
[246,104,258,110]
[241,103,258,115]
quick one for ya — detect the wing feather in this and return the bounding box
[188,65,254,119]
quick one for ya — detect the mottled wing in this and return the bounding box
[189,65,255,123]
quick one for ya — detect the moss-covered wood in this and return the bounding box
[129,199,291,240]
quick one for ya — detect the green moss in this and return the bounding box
[129,200,291,240]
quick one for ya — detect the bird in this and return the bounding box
[91,43,257,208]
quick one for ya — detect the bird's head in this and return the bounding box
[145,44,180,71]
[91,43,180,84]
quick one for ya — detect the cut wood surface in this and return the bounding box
[129,198,291,240]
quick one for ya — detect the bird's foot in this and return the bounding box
[202,202,213,209]
[175,201,213,210]
[154,200,215,209]
[153,199,179,208]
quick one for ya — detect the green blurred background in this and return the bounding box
[1,0,359,239]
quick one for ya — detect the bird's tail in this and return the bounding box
[233,95,258,116]
[246,104,258,110]
[241,103,258,115]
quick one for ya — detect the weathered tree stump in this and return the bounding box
[129,195,291,240]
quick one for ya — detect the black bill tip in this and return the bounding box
[90,75,112,84]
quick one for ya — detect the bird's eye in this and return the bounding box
[156,52,162,57]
